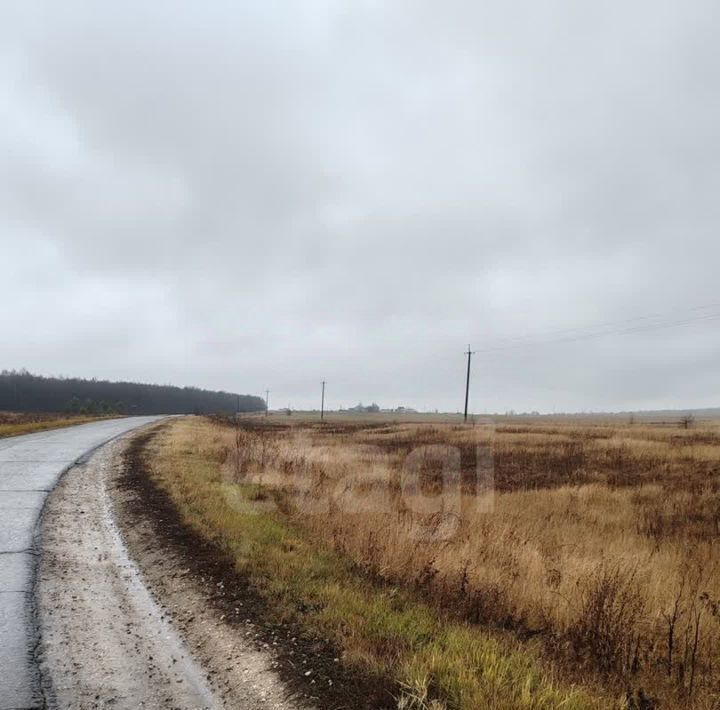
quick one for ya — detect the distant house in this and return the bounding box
[347,402,380,413]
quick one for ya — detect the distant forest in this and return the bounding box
[0,370,265,415]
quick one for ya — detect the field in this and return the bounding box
[143,414,720,708]
[0,412,112,438]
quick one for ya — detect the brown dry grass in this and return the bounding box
[207,415,720,708]
[0,412,111,438]
[148,417,604,709]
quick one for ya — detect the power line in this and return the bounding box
[474,304,720,355]
[460,304,720,415]
[480,302,720,349]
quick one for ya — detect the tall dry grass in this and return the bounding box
[0,411,109,438]
[210,416,720,707]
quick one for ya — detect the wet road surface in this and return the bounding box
[0,417,163,710]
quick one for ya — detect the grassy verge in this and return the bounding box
[212,414,720,707]
[143,417,607,709]
[0,413,114,438]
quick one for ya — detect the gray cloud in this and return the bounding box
[2,0,719,413]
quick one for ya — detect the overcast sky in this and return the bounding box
[2,1,720,413]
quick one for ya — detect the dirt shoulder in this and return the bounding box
[36,436,219,709]
[36,428,310,710]
[116,426,390,709]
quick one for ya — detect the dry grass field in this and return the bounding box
[0,412,110,438]
[146,414,720,708]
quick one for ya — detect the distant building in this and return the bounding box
[347,402,380,413]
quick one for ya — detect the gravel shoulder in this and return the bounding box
[36,431,308,710]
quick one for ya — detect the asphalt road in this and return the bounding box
[0,417,163,710]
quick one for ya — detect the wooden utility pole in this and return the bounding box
[265,389,270,416]
[464,345,475,423]
[321,380,326,421]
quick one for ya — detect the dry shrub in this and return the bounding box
[567,564,646,676]
[637,490,720,542]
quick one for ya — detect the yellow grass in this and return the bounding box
[206,415,720,708]
[0,412,112,438]
[146,417,607,709]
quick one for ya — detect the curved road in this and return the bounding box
[0,417,163,710]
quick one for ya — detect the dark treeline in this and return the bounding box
[0,370,265,415]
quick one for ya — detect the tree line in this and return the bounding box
[0,370,265,415]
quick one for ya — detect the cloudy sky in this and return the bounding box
[2,1,720,413]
